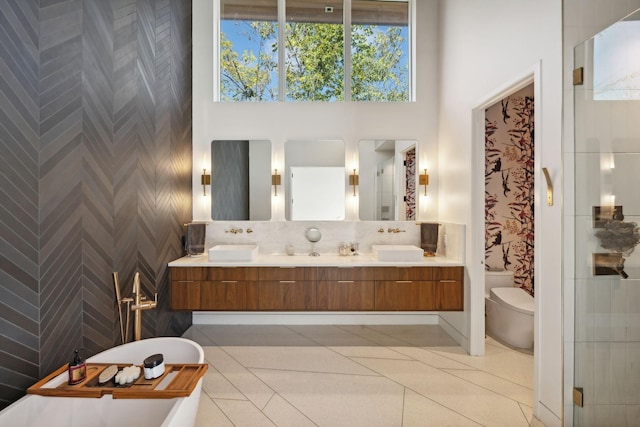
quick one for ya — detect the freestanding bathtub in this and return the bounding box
[0,337,205,427]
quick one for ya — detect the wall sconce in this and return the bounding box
[201,168,211,196]
[272,169,281,196]
[349,168,359,197]
[419,169,429,196]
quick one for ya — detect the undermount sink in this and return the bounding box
[372,245,424,262]
[208,244,258,262]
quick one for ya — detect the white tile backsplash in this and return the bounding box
[202,221,465,261]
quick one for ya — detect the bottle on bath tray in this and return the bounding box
[68,349,86,385]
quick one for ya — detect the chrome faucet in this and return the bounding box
[388,228,406,233]
[225,228,244,234]
[130,272,157,341]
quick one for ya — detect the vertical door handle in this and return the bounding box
[542,167,553,206]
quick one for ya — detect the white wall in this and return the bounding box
[192,1,572,424]
[437,1,563,425]
[192,0,440,223]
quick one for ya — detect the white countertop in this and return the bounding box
[168,253,463,267]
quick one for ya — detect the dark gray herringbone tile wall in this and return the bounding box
[0,0,192,408]
[0,0,41,408]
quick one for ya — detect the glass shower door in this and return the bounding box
[573,9,640,425]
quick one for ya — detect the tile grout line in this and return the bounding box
[254,391,318,427]
[517,401,534,426]
[193,326,533,427]
[339,343,485,426]
[400,387,406,427]
[441,367,534,391]
[349,361,487,427]
[200,389,237,426]
[247,365,383,378]
[438,367,534,408]
[411,345,534,390]
[263,390,320,427]
[202,359,246,398]
[204,346,277,409]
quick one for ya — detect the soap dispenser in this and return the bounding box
[68,350,86,385]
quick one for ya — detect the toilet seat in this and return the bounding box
[490,288,534,315]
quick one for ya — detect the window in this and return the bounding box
[216,0,412,102]
[219,0,279,101]
[351,0,410,101]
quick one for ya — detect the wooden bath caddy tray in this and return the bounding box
[27,363,208,399]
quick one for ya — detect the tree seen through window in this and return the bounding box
[219,0,410,102]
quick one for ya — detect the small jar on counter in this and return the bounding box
[338,242,350,256]
[143,353,165,379]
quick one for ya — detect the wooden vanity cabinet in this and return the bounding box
[316,267,375,311]
[170,267,257,310]
[170,265,463,312]
[433,266,464,311]
[248,267,316,310]
[170,280,200,310]
[373,266,464,311]
[374,267,436,311]
[170,267,200,310]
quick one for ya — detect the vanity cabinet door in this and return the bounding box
[254,281,316,310]
[170,280,201,310]
[374,266,433,281]
[200,280,247,310]
[249,267,316,310]
[374,280,437,310]
[374,267,436,310]
[433,267,464,311]
[170,267,257,310]
[317,281,375,310]
[316,267,375,310]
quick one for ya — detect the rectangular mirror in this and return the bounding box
[211,140,271,220]
[285,139,345,220]
[358,139,418,221]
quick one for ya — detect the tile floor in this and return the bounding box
[183,324,544,427]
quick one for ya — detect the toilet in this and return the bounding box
[485,270,534,350]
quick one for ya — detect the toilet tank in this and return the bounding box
[485,270,514,294]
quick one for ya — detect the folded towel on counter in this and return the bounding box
[420,223,439,256]
[185,222,206,255]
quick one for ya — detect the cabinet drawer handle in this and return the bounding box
[338,280,354,283]
[221,281,237,284]
[279,266,295,269]
[439,280,456,283]
[396,280,413,283]
[279,280,296,283]
[176,280,195,283]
